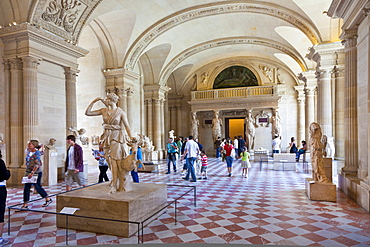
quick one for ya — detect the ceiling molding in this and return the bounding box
[123,1,322,71]
[158,36,307,85]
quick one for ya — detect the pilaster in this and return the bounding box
[342,29,359,174]
[65,67,79,135]
[294,85,305,144]
[9,58,23,168]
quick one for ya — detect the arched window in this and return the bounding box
[213,66,258,89]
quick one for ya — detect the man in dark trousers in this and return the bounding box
[238,135,246,157]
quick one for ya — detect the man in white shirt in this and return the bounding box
[182,136,199,182]
[272,135,281,153]
[233,136,239,159]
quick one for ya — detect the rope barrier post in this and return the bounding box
[175,200,177,225]
[65,215,69,246]
[7,208,10,235]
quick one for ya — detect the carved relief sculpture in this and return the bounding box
[255,110,270,127]
[201,72,209,83]
[259,65,274,82]
[245,110,255,151]
[276,68,284,84]
[271,109,282,137]
[41,0,86,33]
[309,122,330,183]
[85,93,133,193]
[190,111,200,140]
[212,111,222,142]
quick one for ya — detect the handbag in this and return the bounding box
[22,174,38,184]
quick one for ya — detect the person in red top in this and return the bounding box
[223,138,235,177]
[198,151,208,180]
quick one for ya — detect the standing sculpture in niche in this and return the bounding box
[85,93,133,193]
[190,111,199,141]
[326,137,335,159]
[271,109,282,138]
[212,111,222,142]
[245,110,255,151]
[309,122,330,183]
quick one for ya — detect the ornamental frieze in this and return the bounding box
[30,0,101,43]
[124,1,321,71]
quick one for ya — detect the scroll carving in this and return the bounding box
[41,0,86,34]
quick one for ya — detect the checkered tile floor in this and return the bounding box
[3,157,370,246]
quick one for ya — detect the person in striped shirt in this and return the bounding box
[199,150,208,180]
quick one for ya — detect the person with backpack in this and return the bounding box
[0,150,10,246]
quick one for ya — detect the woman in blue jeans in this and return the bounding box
[18,140,52,211]
[296,140,307,161]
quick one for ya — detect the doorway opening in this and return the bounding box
[225,118,245,139]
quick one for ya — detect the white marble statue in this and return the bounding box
[326,136,335,159]
[309,122,330,183]
[245,110,255,151]
[140,134,154,162]
[169,130,176,140]
[190,111,199,140]
[45,138,57,150]
[271,109,282,138]
[85,93,133,193]
[0,133,3,143]
[212,111,222,142]
[68,127,88,145]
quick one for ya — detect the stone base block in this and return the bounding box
[138,162,159,173]
[305,178,336,202]
[56,183,167,237]
[273,162,296,171]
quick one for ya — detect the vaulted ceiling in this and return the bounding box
[0,0,341,89]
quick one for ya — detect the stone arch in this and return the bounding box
[159,36,306,86]
[123,1,322,71]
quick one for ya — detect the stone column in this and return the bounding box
[169,106,176,131]
[333,66,345,160]
[126,88,134,127]
[3,60,10,162]
[316,69,333,137]
[119,87,127,113]
[302,71,317,141]
[342,29,358,173]
[65,67,79,135]
[176,106,182,136]
[9,58,23,167]
[161,99,166,149]
[294,85,305,143]
[146,99,153,140]
[22,57,40,144]
[153,99,162,151]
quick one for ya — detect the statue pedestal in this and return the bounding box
[305,178,336,202]
[43,149,58,186]
[323,158,333,182]
[56,183,167,237]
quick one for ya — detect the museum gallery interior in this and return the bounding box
[0,0,370,246]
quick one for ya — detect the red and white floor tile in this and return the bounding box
[3,158,370,246]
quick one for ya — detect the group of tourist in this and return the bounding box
[289,137,307,161]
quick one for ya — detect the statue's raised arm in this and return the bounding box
[85,97,106,116]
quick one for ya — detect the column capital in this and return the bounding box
[126,87,134,96]
[341,28,358,49]
[3,59,10,70]
[64,67,79,81]
[9,58,22,70]
[22,57,40,69]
